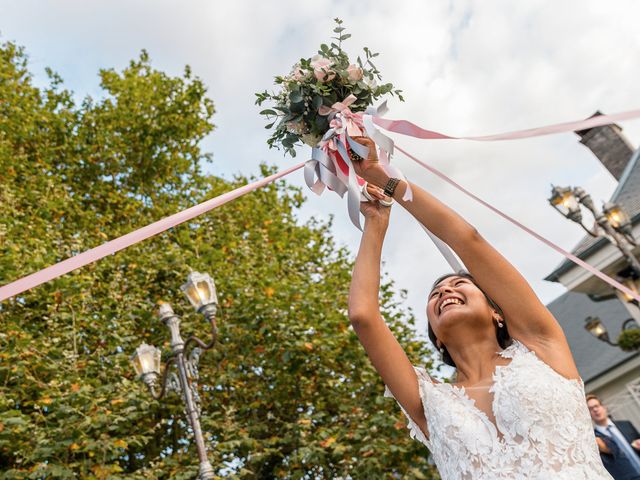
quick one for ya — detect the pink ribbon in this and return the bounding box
[373,109,640,141]
[4,109,640,303]
[0,163,305,302]
[306,95,372,229]
[396,145,640,303]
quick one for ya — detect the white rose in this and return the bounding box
[301,133,322,147]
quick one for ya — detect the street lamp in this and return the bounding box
[181,271,218,314]
[584,316,638,346]
[603,202,636,245]
[130,271,219,480]
[549,185,582,224]
[548,185,640,277]
[131,343,162,390]
[620,277,640,306]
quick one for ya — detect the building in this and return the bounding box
[545,116,640,426]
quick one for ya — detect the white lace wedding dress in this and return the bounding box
[385,340,612,479]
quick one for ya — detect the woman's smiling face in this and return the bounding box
[426,275,494,340]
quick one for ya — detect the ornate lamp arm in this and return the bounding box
[143,355,179,400]
[571,187,601,237]
[183,308,218,357]
[576,221,600,238]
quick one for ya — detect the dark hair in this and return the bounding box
[427,271,512,368]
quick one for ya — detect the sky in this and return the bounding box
[3,0,640,335]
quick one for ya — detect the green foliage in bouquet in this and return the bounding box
[256,18,404,157]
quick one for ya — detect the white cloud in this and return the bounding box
[3,0,640,336]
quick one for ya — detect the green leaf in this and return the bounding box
[289,90,303,104]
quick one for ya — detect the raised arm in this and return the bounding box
[351,138,577,378]
[348,195,429,439]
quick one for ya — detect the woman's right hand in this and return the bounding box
[350,137,386,185]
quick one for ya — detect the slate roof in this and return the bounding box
[545,147,640,281]
[547,291,638,383]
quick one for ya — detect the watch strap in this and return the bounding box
[383,177,400,197]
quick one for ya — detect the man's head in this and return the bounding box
[587,394,609,425]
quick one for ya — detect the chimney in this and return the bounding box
[576,111,634,181]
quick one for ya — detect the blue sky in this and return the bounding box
[3,0,640,335]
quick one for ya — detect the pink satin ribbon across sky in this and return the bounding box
[395,146,640,303]
[2,109,640,303]
[0,163,304,302]
[373,109,640,141]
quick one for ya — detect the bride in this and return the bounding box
[347,138,612,479]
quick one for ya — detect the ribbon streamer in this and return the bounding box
[303,96,460,269]
[305,94,372,230]
[396,145,640,303]
[0,163,305,302]
[361,102,413,203]
[374,109,640,142]
[303,97,417,216]
[3,110,639,302]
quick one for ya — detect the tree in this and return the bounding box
[0,41,438,479]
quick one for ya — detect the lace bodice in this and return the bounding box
[385,340,612,480]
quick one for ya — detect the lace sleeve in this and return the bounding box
[384,365,432,450]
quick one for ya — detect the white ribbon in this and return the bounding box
[363,102,461,273]
[362,102,413,202]
[304,99,461,272]
[304,147,347,197]
[420,224,464,272]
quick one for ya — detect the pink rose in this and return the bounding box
[346,64,363,81]
[310,55,335,82]
[291,65,307,81]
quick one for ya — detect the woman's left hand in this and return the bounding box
[360,184,392,227]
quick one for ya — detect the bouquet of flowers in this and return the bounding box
[255,18,403,157]
[256,19,407,229]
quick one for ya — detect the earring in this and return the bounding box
[439,345,445,361]
[497,320,504,328]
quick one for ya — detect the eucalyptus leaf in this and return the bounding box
[289,90,303,104]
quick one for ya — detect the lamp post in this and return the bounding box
[130,271,219,480]
[548,185,640,277]
[584,316,639,347]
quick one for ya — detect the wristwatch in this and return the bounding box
[383,177,400,197]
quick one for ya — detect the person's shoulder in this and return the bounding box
[613,419,635,431]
